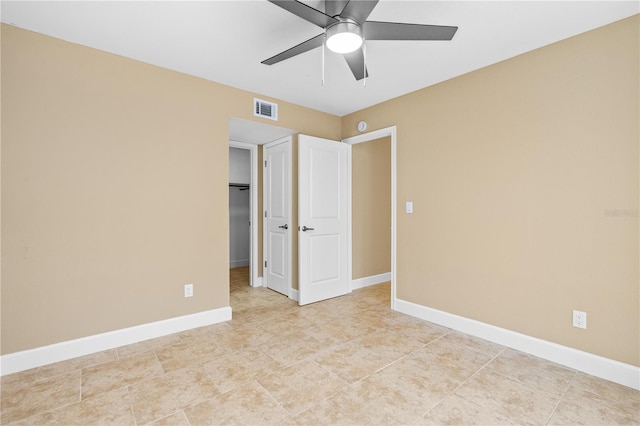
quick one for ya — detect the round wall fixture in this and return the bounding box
[357,121,367,132]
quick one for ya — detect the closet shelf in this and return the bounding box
[229,183,250,190]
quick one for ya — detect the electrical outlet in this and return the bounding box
[572,310,587,329]
[184,284,193,298]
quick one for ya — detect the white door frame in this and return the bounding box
[229,140,260,287]
[262,136,293,297]
[342,126,397,310]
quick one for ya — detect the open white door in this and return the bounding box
[263,137,291,296]
[298,135,349,305]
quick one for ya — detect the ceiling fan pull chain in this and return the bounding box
[363,39,367,87]
[322,30,326,86]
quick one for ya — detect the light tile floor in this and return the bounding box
[1,266,638,425]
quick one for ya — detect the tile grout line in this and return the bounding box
[125,386,139,426]
[448,347,506,397]
[543,377,574,425]
[479,354,579,409]
[184,408,193,426]
[253,379,292,419]
[410,347,506,423]
[259,359,347,418]
[341,335,432,388]
[78,368,83,403]
[438,332,507,358]
[568,373,638,406]
[279,372,355,421]
[415,398,446,425]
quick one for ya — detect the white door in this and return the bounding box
[298,135,349,305]
[264,138,291,296]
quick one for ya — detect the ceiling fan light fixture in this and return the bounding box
[326,20,363,54]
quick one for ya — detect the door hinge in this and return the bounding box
[264,211,267,218]
[264,261,267,268]
[264,160,267,167]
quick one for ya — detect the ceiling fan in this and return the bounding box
[261,0,458,81]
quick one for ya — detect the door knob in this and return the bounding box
[278,224,288,230]
[301,225,315,232]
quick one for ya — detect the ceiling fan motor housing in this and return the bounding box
[326,18,363,53]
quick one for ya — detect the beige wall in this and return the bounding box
[343,15,639,366]
[0,24,340,354]
[352,137,391,279]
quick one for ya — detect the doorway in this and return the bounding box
[229,143,257,286]
[228,118,297,290]
[296,132,395,307]
[228,119,397,310]
[350,136,392,286]
[344,126,397,309]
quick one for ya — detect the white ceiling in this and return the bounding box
[2,0,638,120]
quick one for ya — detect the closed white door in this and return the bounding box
[264,138,291,296]
[298,135,349,305]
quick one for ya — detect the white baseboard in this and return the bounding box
[290,271,390,303]
[0,306,232,377]
[252,276,264,288]
[351,272,391,290]
[230,259,249,268]
[289,288,299,302]
[394,298,640,391]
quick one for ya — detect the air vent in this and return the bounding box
[254,98,278,121]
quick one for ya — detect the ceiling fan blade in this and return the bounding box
[364,21,458,41]
[268,0,338,28]
[324,0,350,17]
[344,48,369,81]
[340,0,379,24]
[262,33,325,65]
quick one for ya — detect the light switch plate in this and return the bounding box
[406,201,413,213]
[184,284,193,298]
